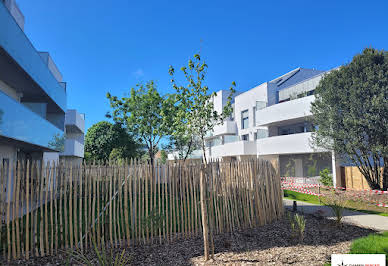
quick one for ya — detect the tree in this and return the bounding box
[164,134,201,161]
[85,121,140,162]
[311,48,388,190]
[106,81,175,165]
[48,133,65,152]
[169,54,235,261]
[169,54,235,164]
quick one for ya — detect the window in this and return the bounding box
[256,129,268,139]
[253,107,256,126]
[241,134,249,141]
[241,110,249,129]
[255,101,267,110]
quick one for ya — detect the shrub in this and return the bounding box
[287,212,306,242]
[350,232,388,263]
[67,237,132,266]
[321,191,346,225]
[319,168,333,187]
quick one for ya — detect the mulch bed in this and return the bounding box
[2,212,375,265]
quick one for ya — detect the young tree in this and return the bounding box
[169,54,235,164]
[169,54,235,261]
[85,121,140,162]
[106,81,174,165]
[311,48,388,190]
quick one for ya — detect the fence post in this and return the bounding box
[200,166,209,261]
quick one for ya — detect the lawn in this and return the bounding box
[350,231,388,263]
[283,189,388,217]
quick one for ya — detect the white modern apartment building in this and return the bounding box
[0,0,84,165]
[169,67,340,183]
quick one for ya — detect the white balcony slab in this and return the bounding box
[256,95,315,126]
[61,139,84,158]
[206,120,237,138]
[65,109,85,133]
[209,141,256,158]
[257,132,326,156]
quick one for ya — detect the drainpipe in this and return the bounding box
[331,151,337,187]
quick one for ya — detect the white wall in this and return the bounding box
[234,82,268,141]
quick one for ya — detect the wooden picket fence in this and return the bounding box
[0,159,283,261]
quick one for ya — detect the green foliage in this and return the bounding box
[48,133,65,152]
[159,150,167,164]
[165,134,201,161]
[107,81,175,164]
[287,212,306,242]
[311,48,388,190]
[67,237,131,266]
[169,54,236,163]
[320,168,333,186]
[85,121,140,162]
[350,232,388,263]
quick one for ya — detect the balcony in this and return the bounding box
[255,95,315,127]
[0,90,64,151]
[209,141,256,158]
[65,109,85,134]
[61,139,84,158]
[0,2,66,112]
[257,132,327,156]
[206,120,237,139]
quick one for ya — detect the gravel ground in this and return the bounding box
[2,212,375,265]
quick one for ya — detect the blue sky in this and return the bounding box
[17,0,388,131]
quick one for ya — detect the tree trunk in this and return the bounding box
[383,156,388,191]
[200,167,209,261]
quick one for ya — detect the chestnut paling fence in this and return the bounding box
[0,159,283,261]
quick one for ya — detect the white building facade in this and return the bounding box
[170,67,338,182]
[0,0,84,165]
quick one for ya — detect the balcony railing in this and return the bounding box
[0,90,64,150]
[256,95,315,126]
[0,2,66,111]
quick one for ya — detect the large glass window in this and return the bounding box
[224,135,238,144]
[241,110,249,129]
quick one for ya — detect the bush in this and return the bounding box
[350,232,388,263]
[321,191,346,225]
[319,168,333,187]
[287,212,306,242]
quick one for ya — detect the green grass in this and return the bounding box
[283,190,388,217]
[350,231,388,263]
[283,189,321,205]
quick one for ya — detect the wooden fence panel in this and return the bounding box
[0,159,283,261]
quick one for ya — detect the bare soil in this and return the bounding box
[2,212,374,265]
